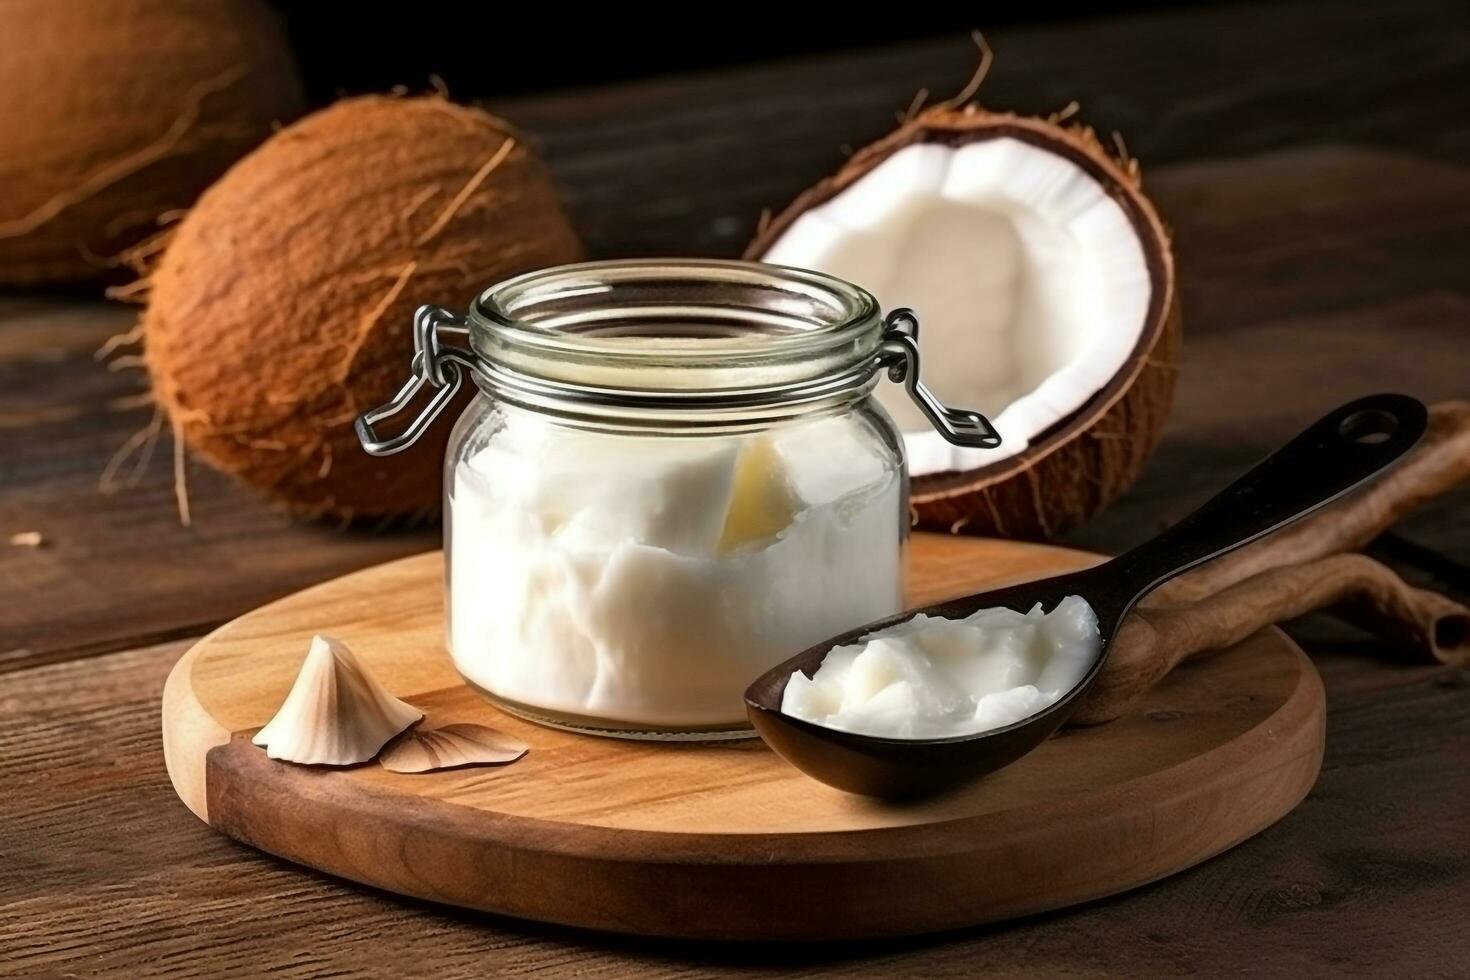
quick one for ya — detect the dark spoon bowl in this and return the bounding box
[746,393,1428,799]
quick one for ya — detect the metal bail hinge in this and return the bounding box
[355,305,476,457]
[879,308,1002,449]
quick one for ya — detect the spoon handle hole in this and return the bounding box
[1339,408,1398,445]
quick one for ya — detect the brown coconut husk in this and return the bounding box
[747,105,1180,541]
[0,0,304,286]
[135,96,584,520]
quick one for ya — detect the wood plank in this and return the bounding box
[1,629,1463,974]
[500,0,1470,259]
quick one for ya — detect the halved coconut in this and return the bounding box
[747,107,1179,539]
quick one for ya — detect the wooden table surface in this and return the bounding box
[3,1,1468,975]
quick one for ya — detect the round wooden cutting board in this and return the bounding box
[162,534,1325,941]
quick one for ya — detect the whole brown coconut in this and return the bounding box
[747,106,1180,540]
[0,0,304,286]
[141,96,584,519]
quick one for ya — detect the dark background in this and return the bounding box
[271,1,1234,102]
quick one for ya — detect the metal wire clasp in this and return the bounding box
[355,305,477,456]
[878,308,1002,449]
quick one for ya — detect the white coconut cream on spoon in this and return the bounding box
[780,596,1102,739]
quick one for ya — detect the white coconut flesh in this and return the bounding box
[761,137,1153,477]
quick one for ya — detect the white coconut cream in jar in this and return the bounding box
[781,596,1102,738]
[356,260,1003,739]
[450,412,902,731]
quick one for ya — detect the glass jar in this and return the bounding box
[358,260,999,739]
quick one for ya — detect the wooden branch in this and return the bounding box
[1076,553,1470,725]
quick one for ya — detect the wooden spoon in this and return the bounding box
[745,393,1428,798]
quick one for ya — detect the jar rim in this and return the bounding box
[466,259,883,396]
[355,261,1002,454]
